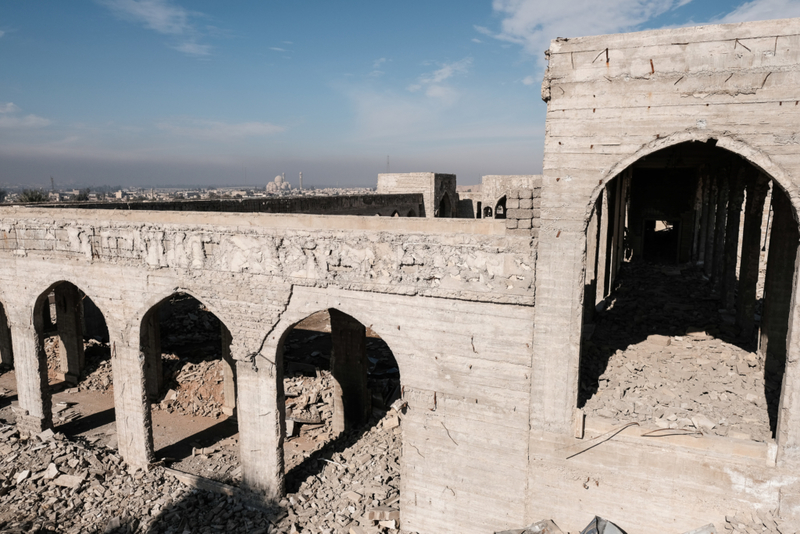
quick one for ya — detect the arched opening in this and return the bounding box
[477,201,483,219]
[0,301,15,421]
[277,309,403,523]
[31,282,114,442]
[483,206,493,219]
[407,209,416,217]
[140,293,239,483]
[495,196,506,219]
[392,210,400,217]
[579,140,794,445]
[438,192,452,218]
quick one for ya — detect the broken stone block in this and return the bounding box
[43,462,60,480]
[53,474,84,489]
[645,334,671,347]
[15,470,30,484]
[383,415,400,430]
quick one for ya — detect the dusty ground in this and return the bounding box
[580,262,778,442]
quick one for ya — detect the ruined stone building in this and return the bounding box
[2,16,800,534]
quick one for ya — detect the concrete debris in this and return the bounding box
[0,419,413,534]
[581,263,775,442]
[682,524,717,534]
[579,516,627,534]
[722,510,789,534]
[496,519,564,534]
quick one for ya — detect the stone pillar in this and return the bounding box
[13,319,52,434]
[691,174,705,262]
[703,175,718,278]
[722,170,746,311]
[595,187,610,304]
[711,172,729,289]
[760,188,798,377]
[736,172,770,338]
[329,309,370,434]
[697,172,711,265]
[221,324,237,417]
[237,358,284,500]
[55,284,85,385]
[141,311,162,400]
[583,202,600,323]
[112,333,155,468]
[0,305,13,367]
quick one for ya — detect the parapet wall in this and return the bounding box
[34,193,424,217]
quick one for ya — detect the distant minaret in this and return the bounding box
[299,172,303,190]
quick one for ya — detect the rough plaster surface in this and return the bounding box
[531,16,800,533]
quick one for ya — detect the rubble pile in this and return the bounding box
[581,263,776,442]
[282,410,409,534]
[153,356,225,419]
[0,425,283,534]
[723,509,789,533]
[77,340,113,393]
[44,336,60,383]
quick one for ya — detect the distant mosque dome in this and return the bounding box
[274,175,284,184]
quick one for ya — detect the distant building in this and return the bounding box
[266,174,292,193]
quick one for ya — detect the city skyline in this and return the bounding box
[2,0,799,188]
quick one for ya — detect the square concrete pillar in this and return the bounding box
[55,284,85,385]
[722,170,745,311]
[111,338,154,468]
[12,323,51,435]
[329,309,371,434]
[237,359,284,500]
[221,325,237,417]
[141,311,162,400]
[736,172,770,338]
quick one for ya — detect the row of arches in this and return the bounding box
[0,282,403,499]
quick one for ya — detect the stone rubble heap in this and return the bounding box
[581,263,776,442]
[722,509,790,533]
[0,403,411,534]
[77,340,113,393]
[153,357,225,419]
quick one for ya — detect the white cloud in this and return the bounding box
[490,0,693,59]
[98,0,213,56]
[0,102,51,128]
[406,58,472,105]
[522,75,536,85]
[419,57,472,84]
[0,30,5,38]
[156,118,284,140]
[471,38,483,43]
[270,47,287,52]
[715,0,800,23]
[0,102,21,114]
[174,41,211,56]
[373,57,387,68]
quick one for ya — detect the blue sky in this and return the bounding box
[1,1,799,188]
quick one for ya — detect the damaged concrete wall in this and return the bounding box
[377,173,457,218]
[531,17,800,533]
[0,207,534,534]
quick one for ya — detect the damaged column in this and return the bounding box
[703,171,718,278]
[711,170,729,289]
[736,171,770,339]
[221,324,237,417]
[54,284,85,385]
[722,169,746,311]
[141,310,162,399]
[13,309,52,435]
[760,187,798,379]
[329,309,371,434]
